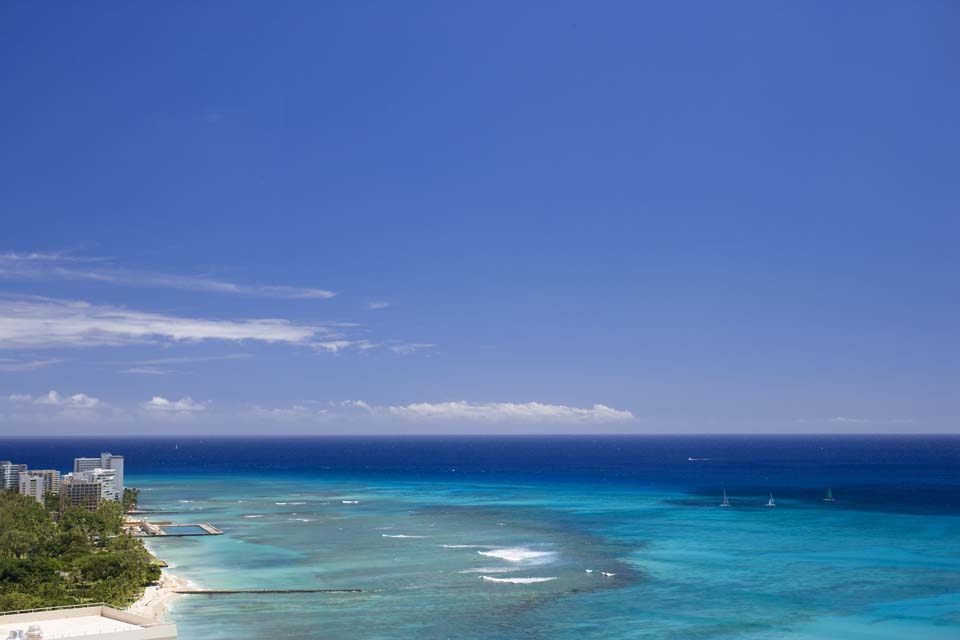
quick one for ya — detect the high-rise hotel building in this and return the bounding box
[16,470,61,504]
[60,473,105,511]
[0,461,28,491]
[74,452,124,495]
[18,473,45,503]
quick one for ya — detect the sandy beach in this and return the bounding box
[125,569,189,622]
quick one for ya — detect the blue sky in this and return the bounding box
[1,1,957,434]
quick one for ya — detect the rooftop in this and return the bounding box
[0,605,176,639]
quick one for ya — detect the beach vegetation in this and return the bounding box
[0,491,159,611]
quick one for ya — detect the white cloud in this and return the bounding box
[390,342,435,355]
[116,353,253,375]
[246,399,633,425]
[248,403,328,421]
[343,400,634,423]
[0,252,334,299]
[0,252,101,263]
[314,340,355,353]
[335,399,373,410]
[9,390,101,409]
[0,357,65,372]
[121,367,171,375]
[367,301,390,310]
[0,297,328,349]
[141,396,208,413]
[134,353,254,366]
[315,340,379,353]
[827,416,870,424]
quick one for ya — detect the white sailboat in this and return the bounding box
[765,491,776,507]
[720,488,731,507]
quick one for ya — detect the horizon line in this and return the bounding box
[0,432,956,439]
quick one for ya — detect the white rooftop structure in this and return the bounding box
[0,605,175,640]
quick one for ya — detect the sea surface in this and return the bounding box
[2,436,959,639]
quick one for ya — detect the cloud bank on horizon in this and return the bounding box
[2,390,635,431]
[0,250,634,434]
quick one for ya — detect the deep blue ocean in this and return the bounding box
[2,436,959,639]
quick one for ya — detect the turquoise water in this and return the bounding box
[160,525,209,536]
[139,476,960,638]
[5,436,959,638]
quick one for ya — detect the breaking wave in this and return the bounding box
[477,547,556,563]
[480,576,557,584]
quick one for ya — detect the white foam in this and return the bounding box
[601,572,616,577]
[441,544,491,549]
[480,576,557,584]
[477,547,556,563]
[341,500,359,504]
[242,515,263,518]
[289,518,312,522]
[585,569,593,573]
[458,567,515,574]
[275,502,288,505]
[178,500,193,503]
[382,534,426,538]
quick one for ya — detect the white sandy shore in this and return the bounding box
[125,569,190,622]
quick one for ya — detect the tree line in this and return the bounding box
[0,490,161,611]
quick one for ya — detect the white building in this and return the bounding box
[74,452,124,500]
[60,473,103,511]
[28,469,61,495]
[1,461,28,491]
[64,469,118,502]
[0,604,176,640]
[18,472,44,504]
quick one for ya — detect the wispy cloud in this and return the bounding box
[0,296,331,349]
[367,301,390,310]
[247,399,633,424]
[340,400,634,423]
[0,357,65,372]
[2,389,119,424]
[313,340,355,353]
[141,396,208,413]
[390,342,435,355]
[9,390,101,409]
[116,353,254,375]
[134,353,254,365]
[121,367,171,375]
[247,403,328,421]
[0,252,334,299]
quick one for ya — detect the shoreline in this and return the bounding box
[126,540,193,622]
[125,568,188,622]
